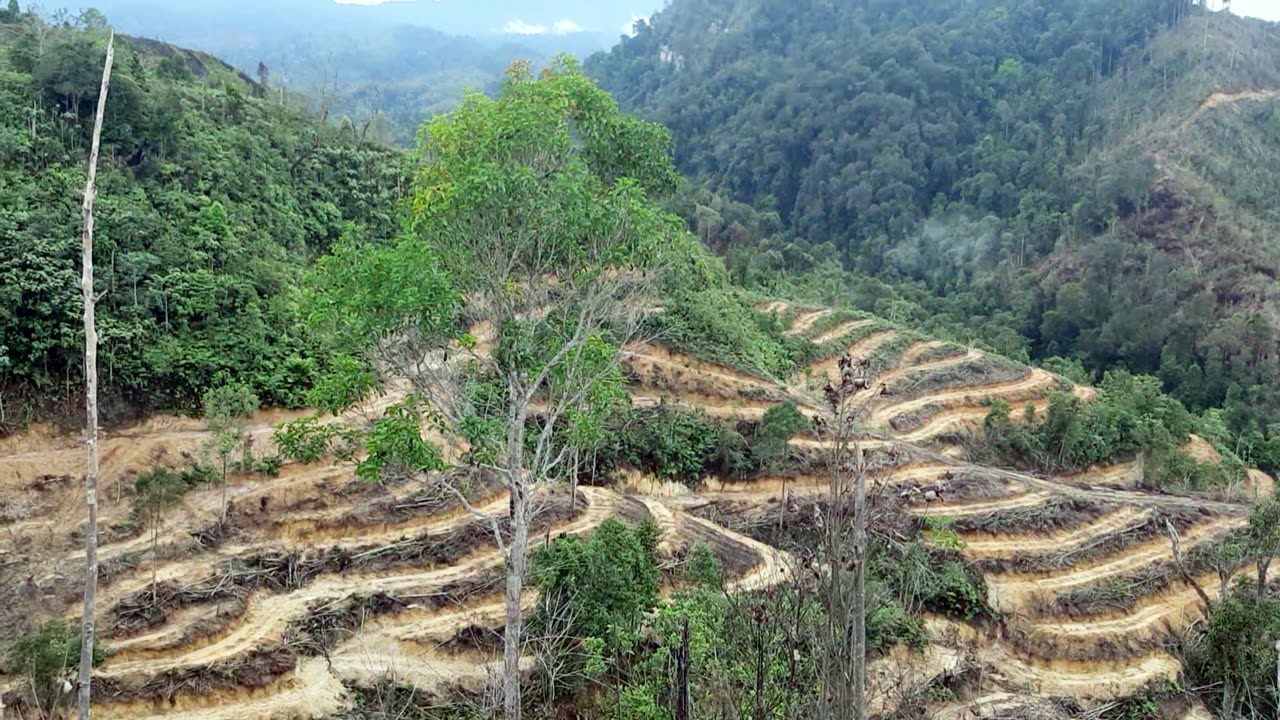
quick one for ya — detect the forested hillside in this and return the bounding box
[588,0,1280,453]
[1,8,1278,720]
[0,8,403,428]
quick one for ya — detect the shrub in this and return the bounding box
[922,561,987,620]
[531,518,661,646]
[1186,582,1280,718]
[983,370,1199,474]
[273,415,335,464]
[7,620,104,713]
[356,399,445,483]
[600,404,724,485]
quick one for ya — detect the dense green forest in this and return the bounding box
[0,7,403,426]
[588,0,1280,447]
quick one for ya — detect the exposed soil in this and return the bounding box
[6,299,1270,718]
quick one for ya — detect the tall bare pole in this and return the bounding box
[77,31,114,720]
[819,352,875,720]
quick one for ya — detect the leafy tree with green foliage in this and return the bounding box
[530,518,660,699]
[0,19,405,424]
[982,371,1197,474]
[1187,581,1280,718]
[356,398,445,483]
[133,467,187,601]
[305,58,683,719]
[6,620,104,717]
[1247,499,1280,599]
[751,402,808,471]
[202,383,259,523]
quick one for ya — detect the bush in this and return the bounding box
[1142,447,1244,492]
[983,370,1198,473]
[867,597,927,651]
[922,560,987,621]
[356,399,445,483]
[751,402,809,471]
[531,518,661,646]
[7,620,104,713]
[1186,582,1280,718]
[273,415,335,464]
[598,404,744,485]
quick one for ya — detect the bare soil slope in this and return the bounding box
[0,302,1268,718]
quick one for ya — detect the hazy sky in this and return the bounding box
[1208,0,1280,22]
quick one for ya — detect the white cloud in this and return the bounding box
[503,19,548,35]
[1205,0,1280,21]
[621,15,646,37]
[553,19,586,34]
[503,18,587,35]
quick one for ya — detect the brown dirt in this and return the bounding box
[7,301,1273,716]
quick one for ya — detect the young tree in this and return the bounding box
[1248,499,1280,598]
[134,468,187,602]
[202,384,259,524]
[77,31,112,720]
[306,59,681,718]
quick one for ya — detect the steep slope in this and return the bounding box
[1,300,1266,718]
[587,0,1280,450]
[0,19,404,425]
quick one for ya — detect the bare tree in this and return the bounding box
[817,352,878,720]
[77,30,113,720]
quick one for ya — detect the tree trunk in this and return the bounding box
[1258,556,1272,599]
[851,444,867,720]
[675,614,691,720]
[220,456,228,525]
[503,470,528,719]
[78,32,113,720]
[150,521,158,605]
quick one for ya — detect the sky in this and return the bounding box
[1207,0,1280,22]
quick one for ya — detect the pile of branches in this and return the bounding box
[108,496,579,637]
[953,498,1109,535]
[880,357,1025,401]
[974,508,1205,574]
[1047,527,1249,617]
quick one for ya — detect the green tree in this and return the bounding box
[530,518,660,700]
[305,58,682,719]
[133,468,187,602]
[752,402,809,471]
[1247,499,1280,599]
[1189,585,1280,718]
[202,383,259,524]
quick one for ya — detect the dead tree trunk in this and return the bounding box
[851,444,867,720]
[503,403,530,720]
[78,31,114,720]
[1166,519,1213,614]
[820,352,874,720]
[675,614,691,720]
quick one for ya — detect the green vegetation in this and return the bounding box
[6,620,104,715]
[530,518,660,698]
[589,0,1280,446]
[592,401,810,485]
[0,14,403,425]
[978,371,1246,491]
[1186,583,1280,718]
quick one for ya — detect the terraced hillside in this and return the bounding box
[0,303,1268,718]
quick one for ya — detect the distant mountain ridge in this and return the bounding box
[587,0,1280,445]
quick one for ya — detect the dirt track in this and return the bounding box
[6,299,1271,717]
